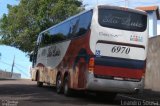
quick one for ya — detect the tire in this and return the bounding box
[37,81,43,87]
[56,75,63,94]
[36,72,43,87]
[64,76,71,96]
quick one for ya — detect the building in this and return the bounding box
[136,6,160,37]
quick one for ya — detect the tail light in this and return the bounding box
[142,62,147,78]
[88,57,95,72]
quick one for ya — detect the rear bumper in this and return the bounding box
[86,72,144,93]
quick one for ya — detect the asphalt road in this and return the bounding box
[0,79,160,106]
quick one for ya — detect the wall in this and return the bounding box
[148,11,157,37]
[0,70,21,79]
[145,35,160,91]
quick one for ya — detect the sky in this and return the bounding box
[83,0,160,8]
[0,0,160,78]
[0,45,31,78]
[0,0,30,78]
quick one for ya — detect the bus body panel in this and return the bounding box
[87,6,148,92]
[86,72,144,93]
[57,30,91,89]
[31,5,148,94]
[90,6,148,60]
[32,30,92,89]
[36,40,71,68]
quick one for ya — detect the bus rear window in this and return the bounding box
[98,8,147,32]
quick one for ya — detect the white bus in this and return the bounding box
[30,5,148,99]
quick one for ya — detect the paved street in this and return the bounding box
[0,79,160,106]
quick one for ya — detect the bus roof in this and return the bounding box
[98,5,147,15]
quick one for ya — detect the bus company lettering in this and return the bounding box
[99,32,121,38]
[103,15,143,28]
[47,46,61,57]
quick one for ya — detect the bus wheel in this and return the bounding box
[36,72,43,87]
[64,76,71,96]
[56,75,63,94]
[37,81,43,87]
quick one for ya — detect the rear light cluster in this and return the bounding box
[88,57,95,72]
[142,62,146,78]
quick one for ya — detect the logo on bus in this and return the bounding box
[130,35,143,42]
[47,46,61,57]
[95,50,101,57]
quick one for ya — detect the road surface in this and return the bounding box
[0,79,159,106]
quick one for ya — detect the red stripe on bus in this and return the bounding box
[94,65,143,79]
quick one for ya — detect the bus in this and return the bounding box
[30,5,148,98]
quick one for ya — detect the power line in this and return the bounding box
[0,55,30,69]
[0,59,29,70]
[108,0,129,7]
[0,59,28,71]
[0,60,14,72]
[110,0,125,4]
[14,65,29,77]
[85,0,125,9]
[0,60,29,77]
[1,55,30,63]
[15,63,28,69]
[14,64,28,73]
[0,60,12,67]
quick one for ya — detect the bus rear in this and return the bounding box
[87,5,148,93]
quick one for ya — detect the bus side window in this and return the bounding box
[77,11,93,36]
[44,32,52,46]
[70,17,80,38]
[39,32,51,47]
[50,26,65,43]
[58,21,71,40]
[49,22,70,43]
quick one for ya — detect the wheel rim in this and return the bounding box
[56,76,61,92]
[64,80,68,94]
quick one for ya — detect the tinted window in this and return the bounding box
[77,11,93,36]
[70,17,80,37]
[42,32,52,46]
[98,8,147,32]
[49,22,70,42]
[40,21,71,46]
[38,10,93,47]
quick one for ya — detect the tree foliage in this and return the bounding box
[0,0,83,53]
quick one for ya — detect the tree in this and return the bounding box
[0,0,83,53]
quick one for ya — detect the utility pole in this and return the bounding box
[11,55,15,78]
[0,53,1,60]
